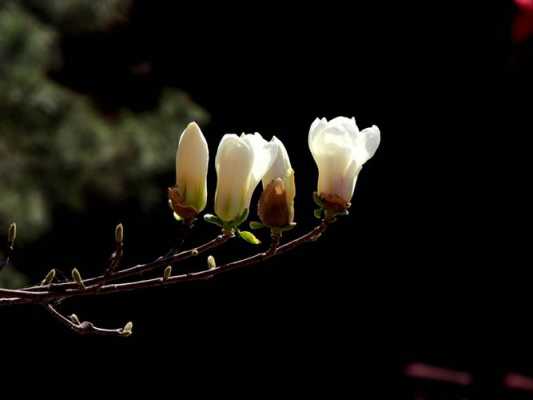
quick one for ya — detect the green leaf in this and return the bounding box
[314,208,323,219]
[238,230,261,245]
[249,221,265,230]
[203,214,222,227]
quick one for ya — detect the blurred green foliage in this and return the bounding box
[0,0,207,239]
[0,0,208,286]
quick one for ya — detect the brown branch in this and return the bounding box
[0,221,329,306]
[45,304,131,337]
[21,230,233,293]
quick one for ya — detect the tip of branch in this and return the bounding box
[8,223,16,244]
[207,255,216,270]
[115,223,124,244]
[70,313,81,325]
[121,321,133,337]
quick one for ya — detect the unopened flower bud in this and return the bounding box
[41,268,56,286]
[170,122,209,222]
[71,268,85,289]
[207,255,216,270]
[115,223,124,244]
[8,223,16,244]
[70,314,81,325]
[163,265,172,281]
[122,321,133,337]
[258,178,294,228]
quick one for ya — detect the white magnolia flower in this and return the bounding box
[215,132,277,223]
[173,122,209,215]
[309,116,380,206]
[259,137,296,227]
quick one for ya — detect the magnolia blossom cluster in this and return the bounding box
[169,117,380,234]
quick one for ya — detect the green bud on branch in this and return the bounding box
[115,223,124,244]
[71,268,85,289]
[238,230,261,245]
[121,321,133,337]
[163,265,172,281]
[70,314,81,325]
[8,223,16,245]
[41,269,56,286]
[207,255,216,270]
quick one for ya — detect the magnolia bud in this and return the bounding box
[258,137,295,228]
[207,255,216,270]
[163,265,172,281]
[71,268,85,289]
[171,122,209,222]
[122,321,133,337]
[115,223,124,244]
[70,314,81,325]
[8,223,16,244]
[258,178,294,228]
[41,268,56,286]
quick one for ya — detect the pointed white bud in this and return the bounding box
[172,122,209,218]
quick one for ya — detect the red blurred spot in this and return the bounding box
[514,0,533,43]
[515,0,533,12]
[504,373,533,392]
[404,362,472,386]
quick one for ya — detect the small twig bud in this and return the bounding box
[71,268,85,289]
[121,321,133,337]
[8,223,16,245]
[163,265,172,281]
[207,255,216,270]
[70,314,81,325]
[115,223,124,244]
[41,269,56,286]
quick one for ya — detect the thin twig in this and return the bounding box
[0,221,328,306]
[22,231,233,293]
[45,304,130,337]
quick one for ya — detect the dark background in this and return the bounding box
[1,1,525,398]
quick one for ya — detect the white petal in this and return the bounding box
[241,133,276,189]
[328,116,359,135]
[308,117,328,157]
[214,134,254,222]
[262,136,291,188]
[176,122,209,211]
[313,124,354,157]
[352,125,381,166]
